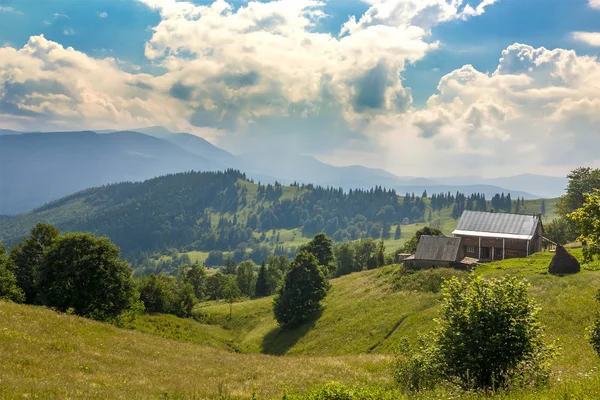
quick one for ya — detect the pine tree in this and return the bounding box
[541,200,546,216]
[394,225,401,240]
[255,262,270,298]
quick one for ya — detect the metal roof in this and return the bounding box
[453,210,541,240]
[415,236,462,262]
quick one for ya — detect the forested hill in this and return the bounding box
[0,170,427,258]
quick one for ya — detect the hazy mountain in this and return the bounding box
[0,129,25,135]
[237,151,402,188]
[1,126,563,215]
[237,152,538,199]
[166,133,237,165]
[0,130,220,215]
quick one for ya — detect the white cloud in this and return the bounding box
[382,43,600,176]
[0,6,23,15]
[4,1,600,177]
[63,28,76,36]
[0,35,195,133]
[572,31,600,46]
[99,11,108,18]
[590,0,600,9]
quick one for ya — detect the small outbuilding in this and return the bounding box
[404,235,466,269]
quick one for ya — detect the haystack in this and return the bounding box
[548,245,580,275]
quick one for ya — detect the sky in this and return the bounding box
[1,0,600,178]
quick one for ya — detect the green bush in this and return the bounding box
[588,290,600,356]
[394,276,557,391]
[0,243,24,303]
[281,382,402,400]
[393,267,467,293]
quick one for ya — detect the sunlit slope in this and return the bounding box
[194,249,600,375]
[0,301,391,399]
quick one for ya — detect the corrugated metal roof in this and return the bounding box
[415,236,462,262]
[453,210,541,239]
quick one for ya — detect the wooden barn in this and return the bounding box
[403,235,466,269]
[452,210,544,261]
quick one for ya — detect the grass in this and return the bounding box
[0,301,392,399]
[6,247,600,398]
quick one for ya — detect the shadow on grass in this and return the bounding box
[261,308,323,355]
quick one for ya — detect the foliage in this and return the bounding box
[299,233,334,275]
[0,242,24,303]
[236,260,257,298]
[394,276,556,391]
[138,273,198,316]
[282,382,402,400]
[255,262,270,298]
[222,275,241,319]
[545,217,579,245]
[333,241,358,277]
[400,226,443,254]
[557,167,600,216]
[180,263,207,300]
[39,232,139,322]
[274,251,329,329]
[588,290,600,357]
[9,223,59,303]
[392,339,442,393]
[392,266,467,293]
[568,189,600,262]
[206,272,228,300]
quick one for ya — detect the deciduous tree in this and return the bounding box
[273,251,329,329]
[39,233,138,322]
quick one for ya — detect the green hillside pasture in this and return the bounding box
[192,249,600,376]
[0,301,391,399]
[196,269,443,355]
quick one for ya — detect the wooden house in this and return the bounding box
[452,210,544,261]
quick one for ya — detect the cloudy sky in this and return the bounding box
[1,0,599,177]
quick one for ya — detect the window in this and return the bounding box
[466,245,475,253]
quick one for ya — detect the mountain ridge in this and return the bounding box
[0,126,561,214]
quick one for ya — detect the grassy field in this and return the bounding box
[6,247,600,398]
[0,301,392,399]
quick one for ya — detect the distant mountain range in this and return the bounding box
[0,127,567,215]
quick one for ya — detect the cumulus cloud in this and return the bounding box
[99,11,108,18]
[572,31,600,47]
[384,43,600,175]
[3,0,600,176]
[590,0,600,9]
[0,35,197,133]
[0,6,23,15]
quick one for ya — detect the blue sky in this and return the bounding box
[1,0,600,176]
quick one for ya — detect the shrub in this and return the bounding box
[0,243,24,303]
[392,339,442,393]
[393,266,467,293]
[394,276,556,391]
[588,290,600,356]
[281,382,402,400]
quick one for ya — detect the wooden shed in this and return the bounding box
[404,235,465,269]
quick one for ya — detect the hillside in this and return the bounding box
[0,170,558,266]
[1,128,561,215]
[3,250,600,398]
[0,130,220,214]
